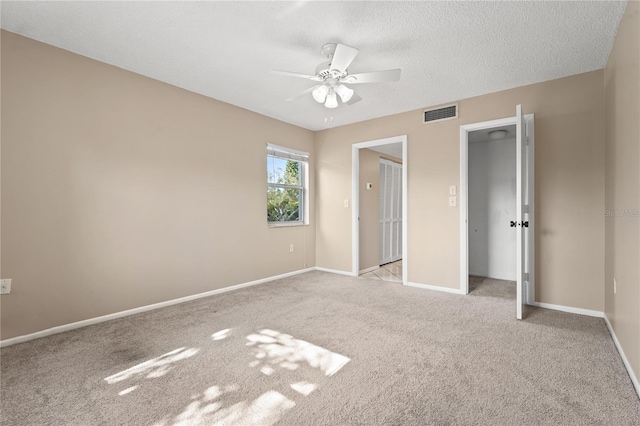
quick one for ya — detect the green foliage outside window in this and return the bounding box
[267,159,302,222]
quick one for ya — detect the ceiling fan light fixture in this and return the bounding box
[334,84,354,103]
[324,89,338,108]
[312,85,329,103]
[274,42,400,108]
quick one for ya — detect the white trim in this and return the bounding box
[459,114,535,303]
[406,282,464,295]
[529,301,603,318]
[267,221,305,228]
[0,267,315,348]
[459,124,469,295]
[525,115,535,305]
[359,265,380,275]
[266,143,310,158]
[402,139,408,286]
[604,314,640,398]
[352,135,408,286]
[315,266,356,277]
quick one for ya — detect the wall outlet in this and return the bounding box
[344,199,349,208]
[449,196,457,207]
[290,244,294,253]
[1,279,12,295]
[449,185,457,195]
[613,277,617,294]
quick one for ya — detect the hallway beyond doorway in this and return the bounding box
[360,260,403,283]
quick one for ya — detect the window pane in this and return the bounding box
[268,156,301,186]
[267,187,301,222]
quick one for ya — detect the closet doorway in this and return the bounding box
[351,136,407,284]
[460,105,535,319]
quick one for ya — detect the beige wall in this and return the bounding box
[316,70,606,311]
[1,32,316,339]
[604,1,640,387]
[358,148,380,271]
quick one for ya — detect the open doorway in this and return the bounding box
[352,136,407,285]
[460,106,535,319]
[467,125,518,297]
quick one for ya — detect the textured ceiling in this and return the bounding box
[0,1,626,131]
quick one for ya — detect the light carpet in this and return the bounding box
[1,272,639,425]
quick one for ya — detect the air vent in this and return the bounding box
[423,103,458,124]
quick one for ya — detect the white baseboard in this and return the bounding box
[358,266,380,275]
[406,281,464,295]
[315,267,356,277]
[0,267,315,348]
[528,301,603,318]
[604,314,640,398]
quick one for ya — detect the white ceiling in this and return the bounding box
[0,1,626,131]
[469,125,516,144]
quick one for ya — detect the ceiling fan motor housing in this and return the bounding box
[315,62,347,81]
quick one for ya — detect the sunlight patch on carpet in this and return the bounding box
[159,389,295,426]
[104,347,199,384]
[118,386,138,396]
[211,329,231,341]
[144,329,349,425]
[290,381,317,396]
[246,329,350,377]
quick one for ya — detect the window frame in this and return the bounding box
[267,144,309,227]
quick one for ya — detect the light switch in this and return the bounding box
[449,196,457,207]
[366,182,373,190]
[1,279,12,294]
[449,185,457,195]
[344,199,350,208]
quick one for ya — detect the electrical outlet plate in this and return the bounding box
[1,279,12,295]
[449,185,457,195]
[290,244,294,252]
[449,196,457,207]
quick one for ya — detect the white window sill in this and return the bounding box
[268,222,308,228]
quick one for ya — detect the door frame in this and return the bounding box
[459,115,535,301]
[352,135,408,284]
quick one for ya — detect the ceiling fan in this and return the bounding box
[272,43,401,108]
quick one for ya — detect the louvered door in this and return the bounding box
[379,159,402,265]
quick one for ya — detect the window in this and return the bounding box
[267,144,309,226]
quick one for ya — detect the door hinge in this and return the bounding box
[524,273,530,282]
[525,136,529,145]
[523,205,529,214]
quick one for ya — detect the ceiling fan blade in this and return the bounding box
[285,86,315,102]
[344,69,401,84]
[330,43,359,73]
[346,92,362,105]
[272,70,322,81]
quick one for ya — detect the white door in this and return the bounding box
[379,159,402,264]
[515,104,528,320]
